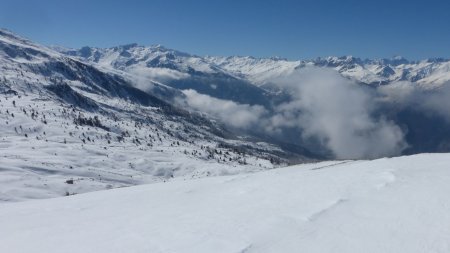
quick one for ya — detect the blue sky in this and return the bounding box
[1,0,449,60]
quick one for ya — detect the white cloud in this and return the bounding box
[180,89,267,129]
[269,67,406,159]
[176,68,420,159]
[128,66,189,91]
[378,81,450,123]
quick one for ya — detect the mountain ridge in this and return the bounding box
[53,39,450,89]
[0,28,305,202]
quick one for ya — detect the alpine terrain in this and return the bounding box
[1,28,450,253]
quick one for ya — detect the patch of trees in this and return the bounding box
[74,114,109,131]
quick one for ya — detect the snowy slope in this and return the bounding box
[1,153,450,253]
[0,89,282,202]
[0,29,294,202]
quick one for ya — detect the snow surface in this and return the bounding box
[0,29,282,202]
[0,90,277,202]
[1,153,450,253]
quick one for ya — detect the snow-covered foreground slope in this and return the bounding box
[1,153,450,253]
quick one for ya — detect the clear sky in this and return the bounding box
[1,0,449,60]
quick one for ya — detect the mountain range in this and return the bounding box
[59,43,450,90]
[2,28,450,201]
[55,36,450,156]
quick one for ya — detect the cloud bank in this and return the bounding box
[378,81,450,123]
[179,67,450,160]
[128,66,189,92]
[269,68,406,159]
[180,89,267,129]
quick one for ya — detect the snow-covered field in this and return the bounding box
[0,91,276,202]
[1,153,449,253]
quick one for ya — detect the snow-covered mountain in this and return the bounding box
[207,55,450,87]
[0,29,304,202]
[2,153,450,253]
[59,44,450,90]
[3,28,450,202]
[58,42,450,156]
[58,44,273,107]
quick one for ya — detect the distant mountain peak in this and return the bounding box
[268,56,288,61]
[116,43,139,50]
